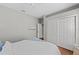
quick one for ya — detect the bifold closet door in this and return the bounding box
[57,16,76,50]
[47,16,76,50]
[47,19,58,44]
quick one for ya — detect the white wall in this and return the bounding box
[0,5,38,41]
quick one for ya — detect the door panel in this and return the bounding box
[47,19,58,44]
[47,16,76,50]
[57,16,75,50]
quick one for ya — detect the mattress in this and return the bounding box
[0,40,61,55]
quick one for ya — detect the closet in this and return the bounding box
[45,10,78,50]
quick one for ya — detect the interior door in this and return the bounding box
[47,19,58,44]
[57,16,76,50]
[46,16,76,50]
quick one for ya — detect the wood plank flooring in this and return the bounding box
[58,46,73,55]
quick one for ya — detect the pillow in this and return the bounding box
[0,41,5,51]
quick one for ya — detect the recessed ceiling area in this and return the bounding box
[0,3,78,18]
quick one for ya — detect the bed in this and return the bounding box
[0,40,61,55]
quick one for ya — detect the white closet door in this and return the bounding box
[46,16,76,50]
[57,16,75,50]
[47,19,58,44]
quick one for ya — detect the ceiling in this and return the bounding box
[0,3,78,18]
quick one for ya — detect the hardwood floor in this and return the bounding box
[58,46,73,55]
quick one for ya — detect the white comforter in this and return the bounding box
[1,40,60,55]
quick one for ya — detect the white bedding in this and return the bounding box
[0,40,60,55]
